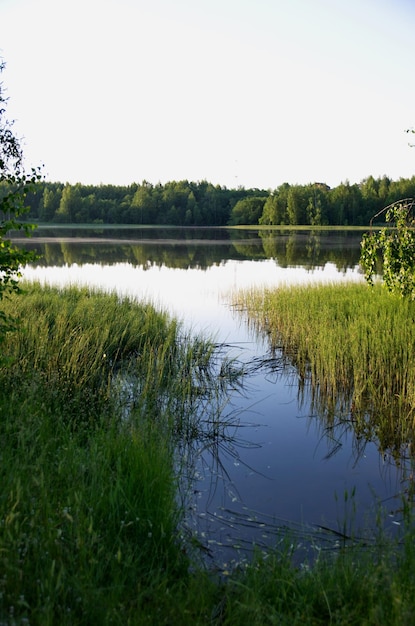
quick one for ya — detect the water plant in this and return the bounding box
[0,283,235,430]
[234,282,415,469]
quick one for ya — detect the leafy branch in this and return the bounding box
[0,60,42,341]
[360,199,415,298]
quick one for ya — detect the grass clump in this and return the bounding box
[235,282,415,458]
[1,284,180,425]
[0,283,223,433]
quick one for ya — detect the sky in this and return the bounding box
[1,0,415,190]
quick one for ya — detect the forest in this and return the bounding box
[5,174,415,227]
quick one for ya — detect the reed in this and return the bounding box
[235,282,415,459]
[0,283,230,431]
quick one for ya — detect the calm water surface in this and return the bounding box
[19,227,406,564]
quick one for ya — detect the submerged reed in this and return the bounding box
[235,282,415,459]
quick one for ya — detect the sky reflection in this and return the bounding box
[22,259,363,342]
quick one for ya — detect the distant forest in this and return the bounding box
[6,175,415,226]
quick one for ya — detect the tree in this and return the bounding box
[228,196,266,225]
[40,185,61,221]
[0,60,40,344]
[55,183,82,222]
[286,185,308,225]
[360,199,415,298]
[328,181,362,225]
[131,180,157,223]
[259,183,290,225]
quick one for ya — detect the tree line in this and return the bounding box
[4,175,415,226]
[14,180,265,226]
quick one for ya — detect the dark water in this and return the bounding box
[17,226,408,566]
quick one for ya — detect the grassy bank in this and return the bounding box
[0,284,226,624]
[2,283,415,624]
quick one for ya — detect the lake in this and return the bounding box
[17,226,407,566]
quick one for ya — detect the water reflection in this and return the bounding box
[181,343,409,568]
[13,226,364,270]
[258,229,362,270]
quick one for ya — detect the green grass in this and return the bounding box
[0,284,224,433]
[0,284,223,624]
[2,283,415,624]
[236,282,415,458]
[0,405,187,624]
[215,534,415,625]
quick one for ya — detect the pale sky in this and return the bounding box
[1,0,414,190]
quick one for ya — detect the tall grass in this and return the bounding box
[0,283,230,433]
[235,282,415,459]
[0,283,227,624]
[1,284,178,419]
